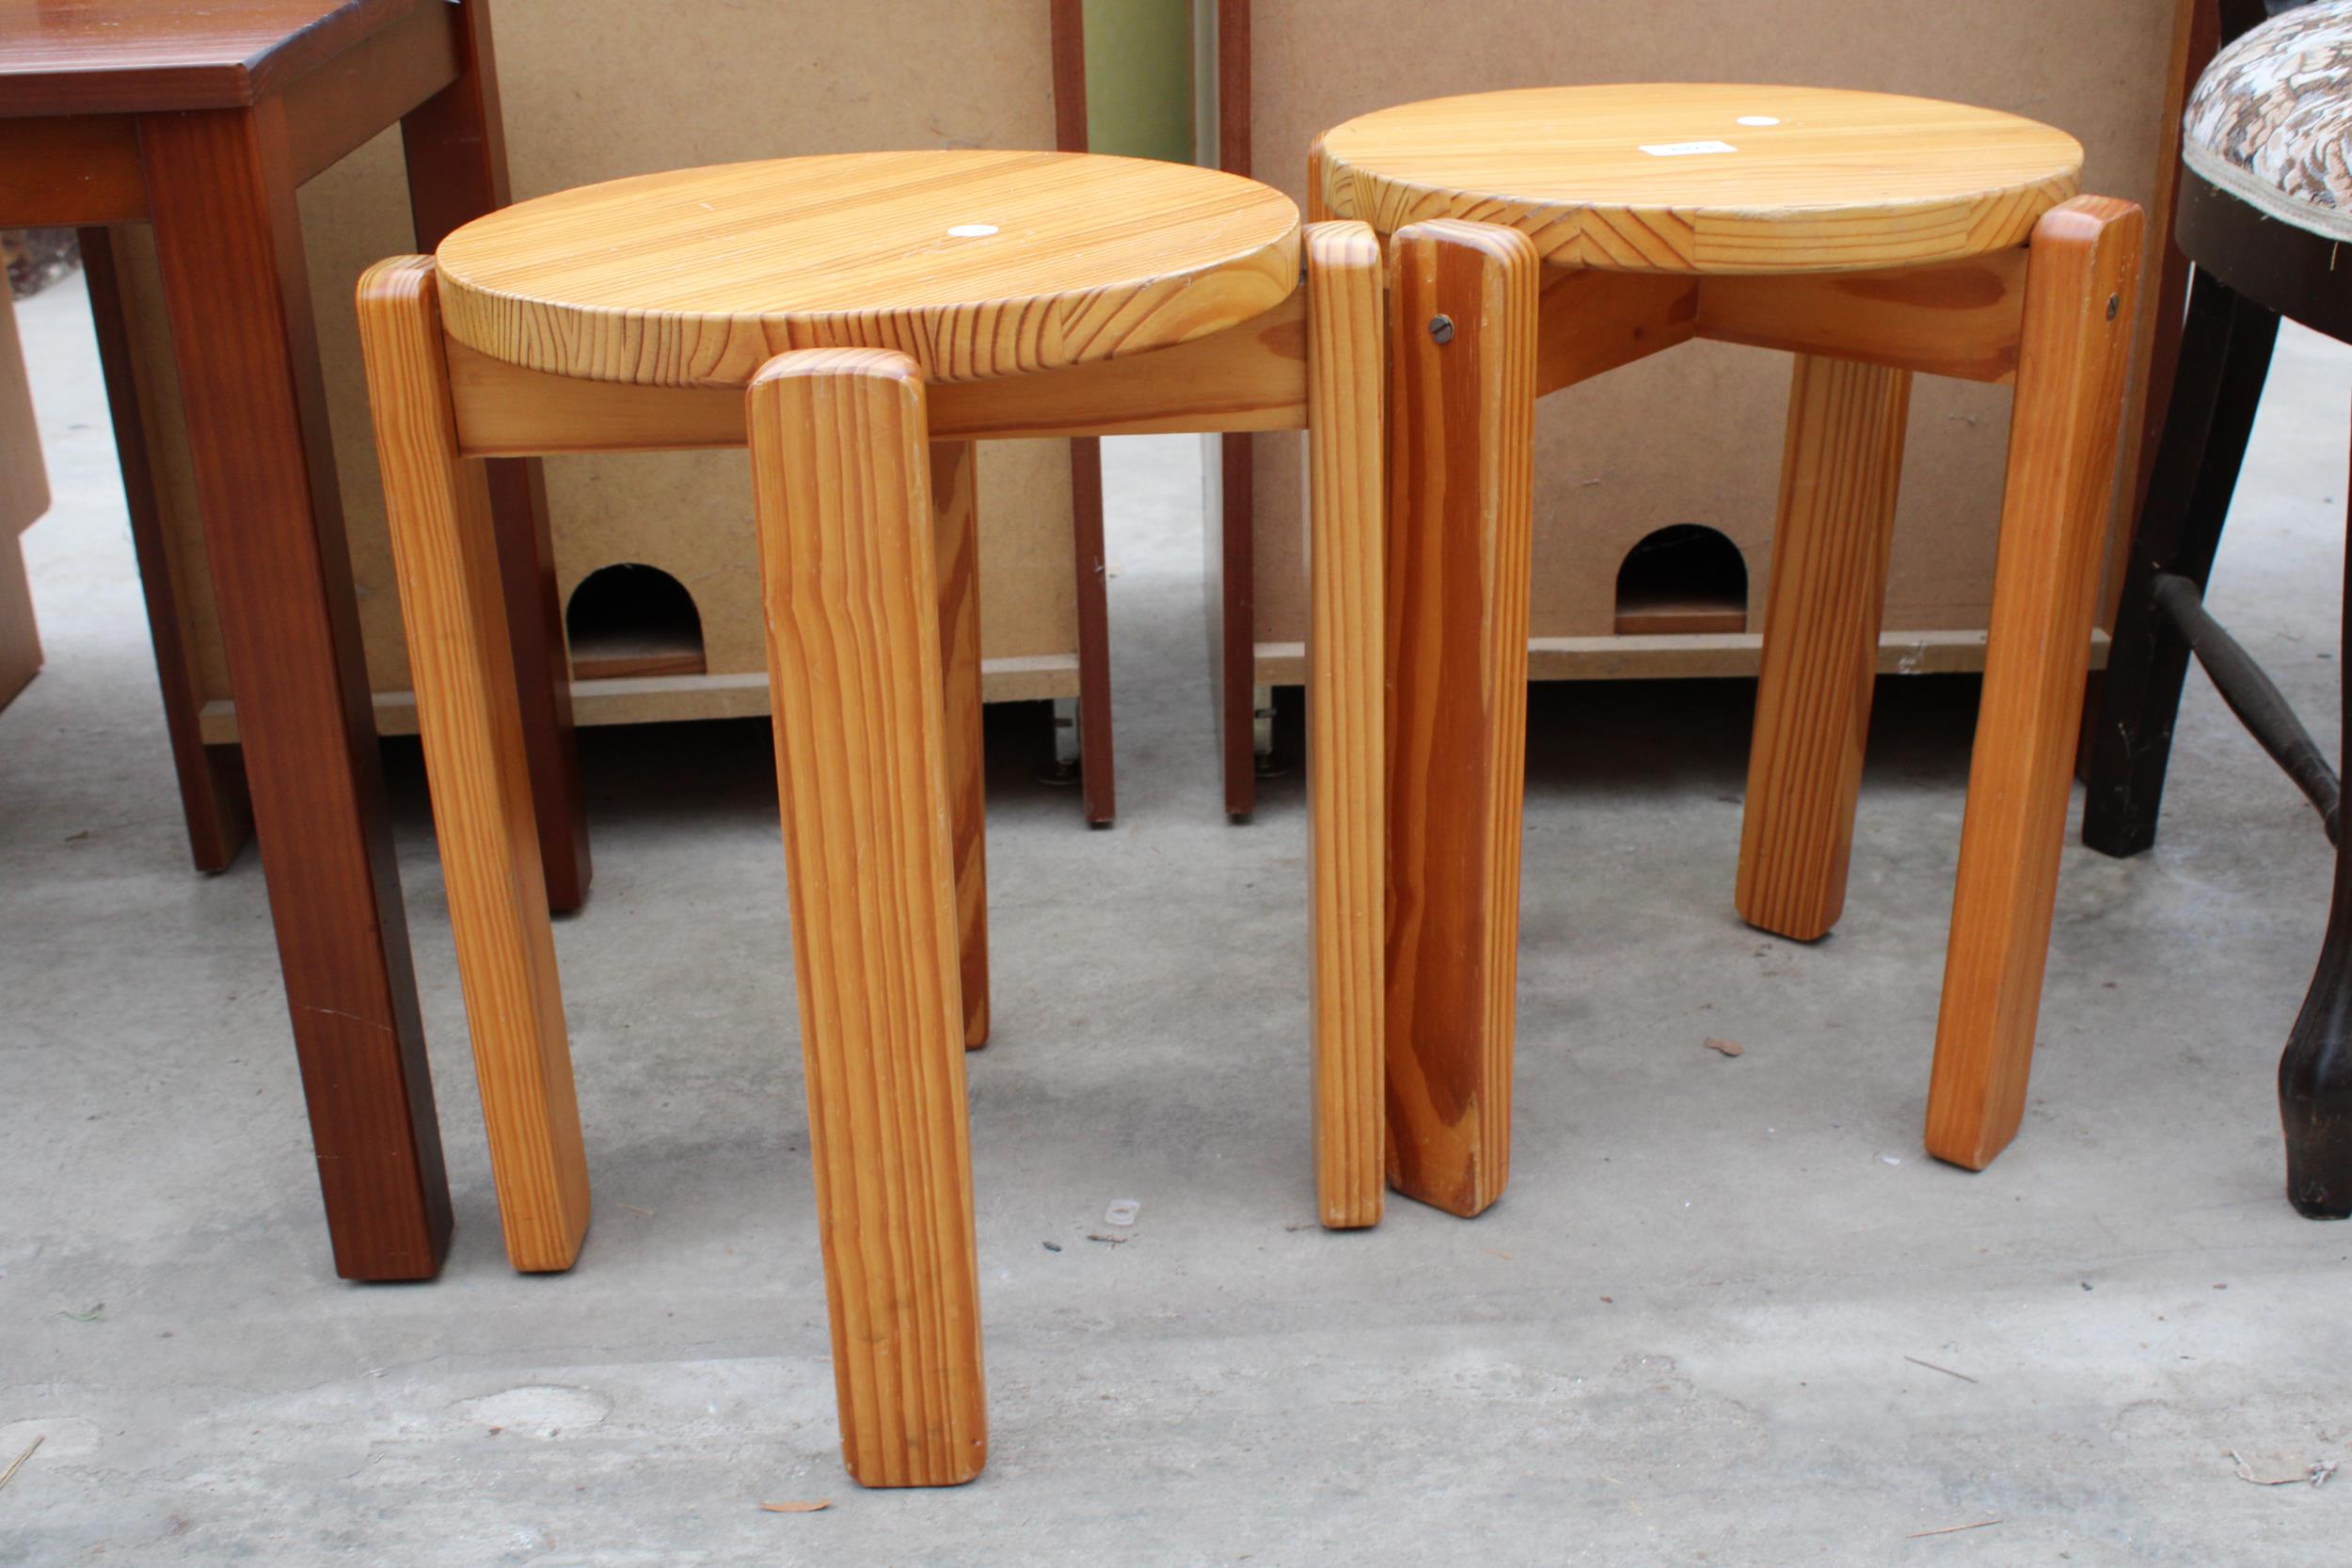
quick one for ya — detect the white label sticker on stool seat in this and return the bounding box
[947,224,1000,237]
[1639,139,1739,157]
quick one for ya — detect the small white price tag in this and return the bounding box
[1639,139,1739,158]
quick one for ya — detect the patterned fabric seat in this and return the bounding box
[2185,0,2352,240]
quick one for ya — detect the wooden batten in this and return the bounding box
[1695,253,2030,385]
[446,296,1314,459]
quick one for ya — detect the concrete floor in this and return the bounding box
[6,268,2352,1565]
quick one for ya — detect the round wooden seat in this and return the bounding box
[433,149,1299,388]
[1316,84,2084,276]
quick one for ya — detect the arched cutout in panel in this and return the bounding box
[1613,525,1748,636]
[564,562,707,680]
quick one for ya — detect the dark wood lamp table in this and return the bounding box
[0,0,589,1280]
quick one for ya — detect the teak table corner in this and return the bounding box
[0,0,587,1280]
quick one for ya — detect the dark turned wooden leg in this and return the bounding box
[398,0,590,913]
[138,103,451,1280]
[78,225,255,874]
[2279,433,2352,1220]
[2083,275,2280,858]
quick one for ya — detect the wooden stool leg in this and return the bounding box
[930,439,991,1050]
[2280,437,2352,1218]
[1304,221,1386,1229]
[358,258,588,1272]
[1925,198,2144,1169]
[1383,219,1539,1217]
[749,348,986,1488]
[1736,355,1911,942]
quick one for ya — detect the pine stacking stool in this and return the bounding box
[1314,85,2144,1178]
[353,149,1518,1485]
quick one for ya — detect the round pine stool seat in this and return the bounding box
[2184,0,2352,242]
[1314,83,2084,275]
[434,149,1301,388]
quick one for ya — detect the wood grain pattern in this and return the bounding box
[436,150,1299,388]
[1533,265,1695,397]
[1926,196,2145,1169]
[445,291,1314,455]
[1383,219,1538,1217]
[358,256,589,1273]
[1694,252,2029,384]
[930,439,991,1051]
[0,0,427,116]
[748,348,986,1489]
[278,0,456,184]
[77,225,253,869]
[1318,84,2081,276]
[0,115,146,225]
[138,102,449,1280]
[1736,355,1912,942]
[1304,221,1385,1229]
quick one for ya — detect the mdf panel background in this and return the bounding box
[112,0,1081,743]
[1243,0,2183,683]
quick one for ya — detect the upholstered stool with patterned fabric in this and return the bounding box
[2086,0,2352,1215]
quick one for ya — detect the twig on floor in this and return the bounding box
[1907,1520,2000,1539]
[1903,1355,1979,1385]
[0,1435,42,1496]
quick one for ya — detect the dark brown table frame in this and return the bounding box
[0,0,587,1280]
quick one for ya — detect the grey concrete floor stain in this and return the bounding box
[6,275,2352,1563]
